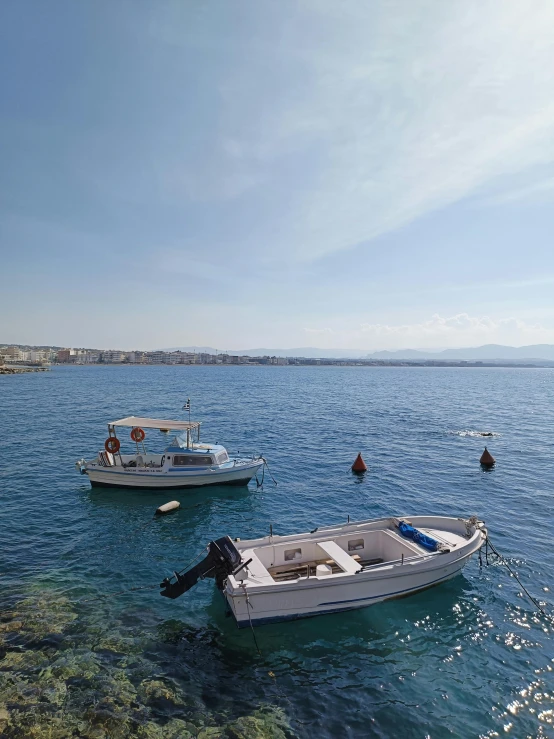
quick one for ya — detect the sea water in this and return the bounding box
[0,365,553,738]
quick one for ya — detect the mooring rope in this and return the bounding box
[242,585,262,655]
[261,457,278,485]
[240,587,310,726]
[483,535,552,623]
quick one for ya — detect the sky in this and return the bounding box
[1,0,554,352]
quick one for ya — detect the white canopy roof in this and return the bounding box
[108,416,200,431]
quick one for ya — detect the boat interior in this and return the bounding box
[235,526,467,584]
[96,451,165,468]
[95,450,230,469]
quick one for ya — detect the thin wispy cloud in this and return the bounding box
[187,1,554,261]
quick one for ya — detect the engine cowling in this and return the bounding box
[160,536,242,599]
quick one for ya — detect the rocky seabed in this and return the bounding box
[0,586,293,738]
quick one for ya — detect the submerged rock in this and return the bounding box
[42,649,101,681]
[198,727,224,739]
[137,678,186,708]
[0,648,49,671]
[225,707,291,739]
[0,706,10,732]
[8,591,77,644]
[0,621,23,633]
[1,711,76,738]
[40,679,68,707]
[1,583,295,739]
[92,633,140,657]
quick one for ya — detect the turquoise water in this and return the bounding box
[1,365,553,738]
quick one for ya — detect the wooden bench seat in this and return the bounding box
[268,549,368,581]
[317,540,362,573]
[269,554,361,576]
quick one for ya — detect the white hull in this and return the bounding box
[227,550,472,626]
[223,515,486,627]
[87,460,263,489]
[77,413,265,491]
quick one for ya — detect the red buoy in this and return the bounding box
[480,447,495,467]
[352,453,368,473]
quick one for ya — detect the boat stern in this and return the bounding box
[75,458,89,475]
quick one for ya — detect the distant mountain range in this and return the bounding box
[164,346,362,358]
[164,343,554,361]
[365,344,554,361]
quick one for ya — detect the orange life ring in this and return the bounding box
[105,437,120,454]
[130,427,146,442]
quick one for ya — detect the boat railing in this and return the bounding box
[231,452,263,462]
[309,517,395,535]
[359,549,444,572]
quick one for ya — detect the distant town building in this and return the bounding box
[149,351,175,364]
[4,346,23,361]
[101,350,126,363]
[57,349,75,363]
[127,351,149,363]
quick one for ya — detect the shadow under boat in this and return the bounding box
[84,481,254,513]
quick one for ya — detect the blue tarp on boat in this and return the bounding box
[398,521,439,552]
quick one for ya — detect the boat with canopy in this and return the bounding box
[160,515,487,626]
[76,410,264,489]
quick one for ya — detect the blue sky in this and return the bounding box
[1,0,554,351]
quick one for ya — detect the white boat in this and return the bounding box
[160,515,487,626]
[76,415,264,489]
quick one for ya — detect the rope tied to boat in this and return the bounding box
[481,534,553,624]
[238,586,309,723]
[256,457,278,488]
[241,583,261,655]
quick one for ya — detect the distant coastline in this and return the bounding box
[47,360,550,369]
[3,342,554,368]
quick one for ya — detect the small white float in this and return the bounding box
[155,501,181,515]
[160,515,486,627]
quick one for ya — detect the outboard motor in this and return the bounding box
[160,536,242,599]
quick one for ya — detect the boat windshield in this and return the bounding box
[175,432,197,448]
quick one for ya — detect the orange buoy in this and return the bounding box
[351,453,368,473]
[105,437,120,454]
[130,427,146,442]
[480,447,495,467]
